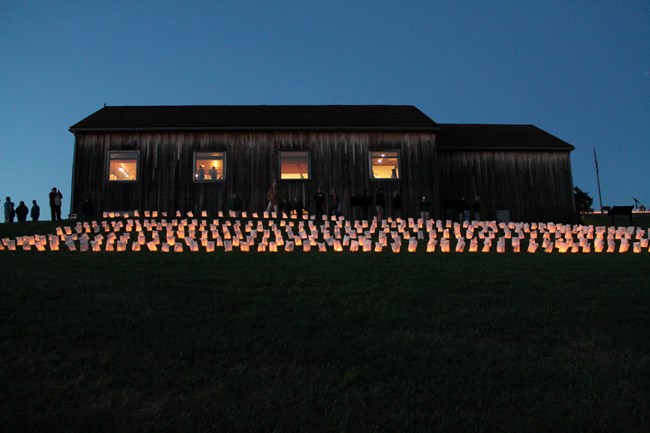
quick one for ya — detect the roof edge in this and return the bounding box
[69,126,440,133]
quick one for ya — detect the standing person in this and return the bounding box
[314,187,325,218]
[473,196,482,221]
[49,187,63,221]
[419,195,431,221]
[361,189,370,221]
[374,188,385,221]
[266,182,279,216]
[460,196,470,222]
[228,193,243,217]
[31,200,40,221]
[4,197,13,223]
[15,201,28,222]
[329,188,340,217]
[80,198,94,219]
[391,190,402,219]
[49,188,57,220]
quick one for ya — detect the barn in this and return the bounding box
[68,105,575,221]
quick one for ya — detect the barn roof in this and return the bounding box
[437,124,574,151]
[69,105,438,132]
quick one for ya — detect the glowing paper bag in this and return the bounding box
[496,238,505,253]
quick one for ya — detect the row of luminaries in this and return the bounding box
[2,211,649,254]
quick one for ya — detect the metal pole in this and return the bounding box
[594,148,603,211]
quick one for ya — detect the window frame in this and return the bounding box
[278,150,311,181]
[106,150,140,183]
[193,151,227,183]
[369,149,401,181]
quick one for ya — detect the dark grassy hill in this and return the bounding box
[1,248,649,432]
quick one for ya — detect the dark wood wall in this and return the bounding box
[437,149,575,220]
[71,130,440,219]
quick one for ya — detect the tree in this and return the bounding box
[574,186,593,213]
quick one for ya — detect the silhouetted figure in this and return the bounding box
[31,200,40,221]
[473,196,482,221]
[361,189,370,221]
[375,188,385,220]
[419,195,431,221]
[314,187,325,217]
[330,188,340,217]
[49,187,63,221]
[80,198,94,219]
[266,182,279,215]
[460,196,469,222]
[197,165,205,181]
[229,193,243,217]
[392,191,402,219]
[4,197,14,223]
[209,166,217,180]
[15,201,28,222]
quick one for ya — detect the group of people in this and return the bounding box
[3,187,64,224]
[196,165,220,181]
[264,183,310,217]
[263,183,443,221]
[266,184,346,219]
[4,198,40,223]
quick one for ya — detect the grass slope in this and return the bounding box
[1,251,649,432]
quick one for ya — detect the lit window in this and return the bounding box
[194,152,225,182]
[370,150,400,180]
[279,151,310,180]
[108,151,139,182]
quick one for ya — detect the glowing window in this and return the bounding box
[370,150,400,180]
[279,151,310,180]
[194,152,225,182]
[108,151,139,182]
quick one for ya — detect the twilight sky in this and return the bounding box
[1,0,648,217]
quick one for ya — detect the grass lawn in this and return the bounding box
[1,219,649,432]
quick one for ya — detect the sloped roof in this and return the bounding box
[69,105,438,132]
[437,124,574,151]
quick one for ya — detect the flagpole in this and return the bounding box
[594,148,603,211]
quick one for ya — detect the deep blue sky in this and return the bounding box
[1,0,648,217]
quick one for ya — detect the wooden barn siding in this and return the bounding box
[437,150,575,220]
[71,131,439,218]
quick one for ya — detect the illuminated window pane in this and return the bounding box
[108,151,138,182]
[279,151,310,180]
[194,152,225,182]
[370,151,400,179]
